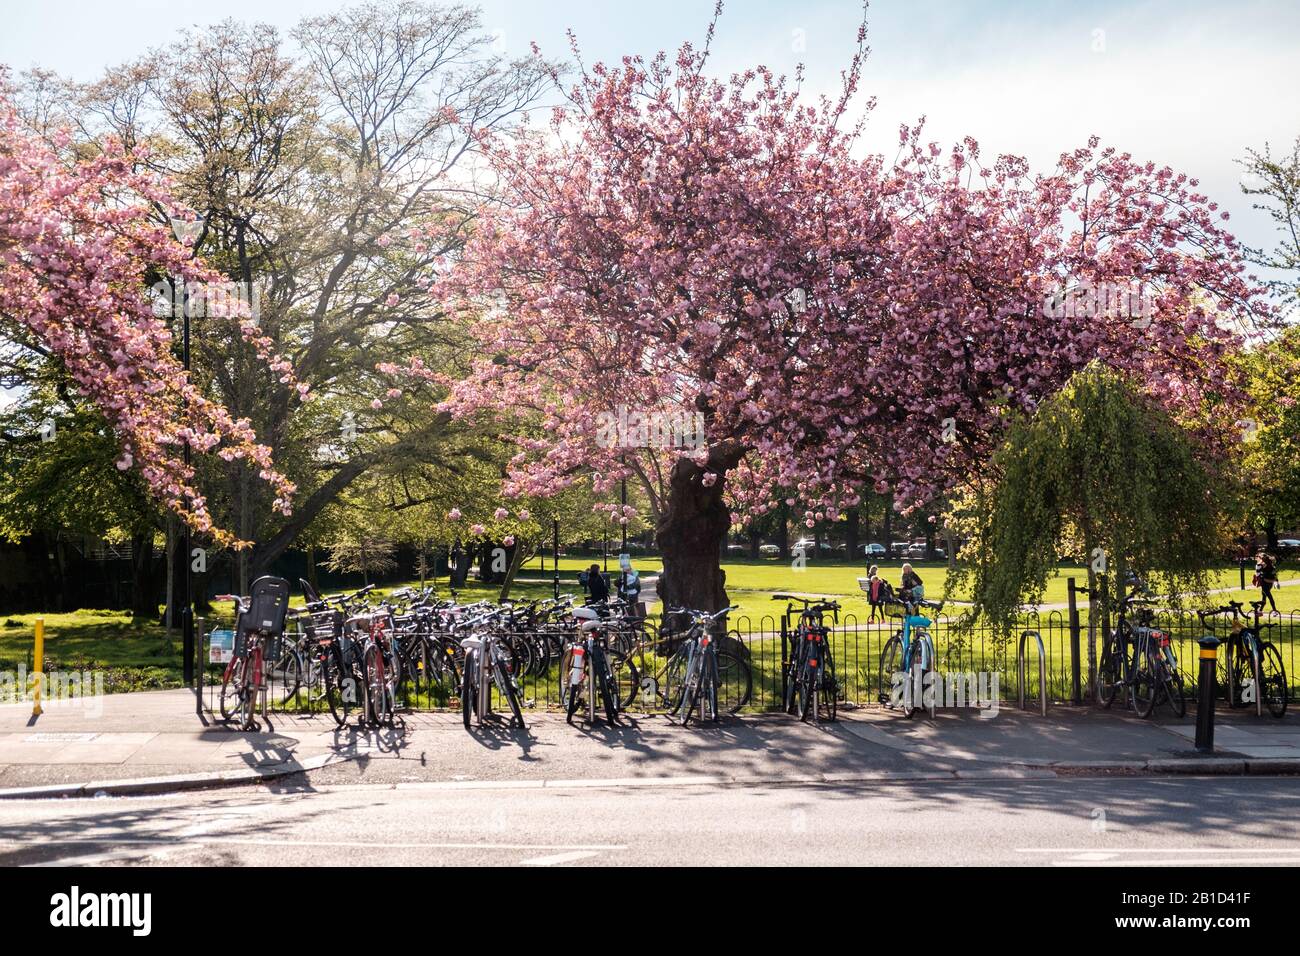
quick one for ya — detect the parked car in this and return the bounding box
[759,544,780,558]
[863,543,886,559]
[903,542,947,561]
[889,541,909,557]
[1278,539,1300,553]
[726,543,748,555]
[792,537,816,558]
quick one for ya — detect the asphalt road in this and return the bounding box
[1,774,1298,867]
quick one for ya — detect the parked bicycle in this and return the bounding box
[657,606,740,725]
[1098,590,1184,717]
[1202,600,1287,717]
[560,606,627,725]
[878,594,943,718]
[774,594,840,723]
[216,576,292,731]
[458,610,526,730]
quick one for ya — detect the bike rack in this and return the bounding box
[1017,630,1048,716]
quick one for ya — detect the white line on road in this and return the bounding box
[1,837,627,852]
[518,850,603,866]
[1054,858,1300,866]
[1017,847,1300,854]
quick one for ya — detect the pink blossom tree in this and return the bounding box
[0,81,295,547]
[409,19,1269,612]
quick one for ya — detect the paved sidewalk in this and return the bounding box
[3,689,1299,798]
[839,703,1300,768]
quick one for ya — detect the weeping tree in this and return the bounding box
[960,363,1229,691]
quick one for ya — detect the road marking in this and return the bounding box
[0,836,626,851]
[1054,857,1300,867]
[519,850,603,866]
[1017,847,1300,854]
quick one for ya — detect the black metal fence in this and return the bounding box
[197,608,1300,719]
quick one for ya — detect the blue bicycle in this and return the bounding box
[878,595,943,718]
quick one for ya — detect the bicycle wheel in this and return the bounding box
[797,661,815,722]
[1130,646,1157,718]
[1163,665,1186,718]
[1096,633,1122,708]
[219,656,246,722]
[679,662,702,727]
[495,658,526,728]
[595,651,620,725]
[237,651,259,730]
[716,649,752,714]
[1229,642,1261,710]
[322,645,353,727]
[818,658,838,722]
[878,635,903,708]
[274,648,304,707]
[783,637,804,715]
[364,643,391,726]
[610,648,642,711]
[1260,643,1288,718]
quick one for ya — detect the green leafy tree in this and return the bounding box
[1240,136,1300,318]
[956,364,1226,688]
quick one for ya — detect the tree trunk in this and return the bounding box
[130,532,155,618]
[845,507,860,561]
[655,446,743,620]
[1266,516,1279,553]
[498,542,525,602]
[163,521,175,631]
[882,495,893,552]
[776,501,790,561]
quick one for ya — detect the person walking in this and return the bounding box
[1255,550,1279,614]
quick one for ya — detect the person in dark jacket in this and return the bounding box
[587,563,610,603]
[1255,550,1279,613]
[900,563,924,601]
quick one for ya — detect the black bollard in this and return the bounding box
[1194,636,1220,753]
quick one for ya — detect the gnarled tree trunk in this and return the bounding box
[655,444,744,619]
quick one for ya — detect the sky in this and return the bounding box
[1,0,1297,254]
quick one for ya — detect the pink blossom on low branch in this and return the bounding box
[0,82,297,546]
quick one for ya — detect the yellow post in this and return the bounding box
[31,618,43,716]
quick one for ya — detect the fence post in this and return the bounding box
[1067,578,1082,704]
[1240,558,1246,591]
[194,616,205,717]
[552,519,560,600]
[779,608,788,708]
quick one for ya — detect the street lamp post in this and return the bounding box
[170,214,203,688]
[180,277,194,686]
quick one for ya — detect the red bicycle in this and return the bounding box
[216,577,292,731]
